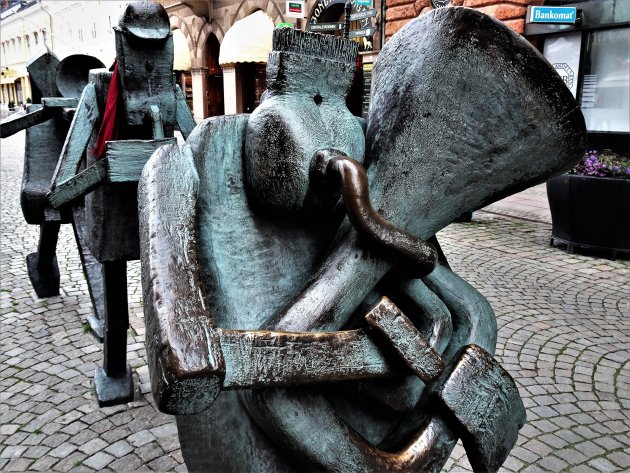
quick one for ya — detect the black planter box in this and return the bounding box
[547,174,630,259]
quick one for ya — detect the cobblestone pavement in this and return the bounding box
[482,184,552,224]
[2,130,629,472]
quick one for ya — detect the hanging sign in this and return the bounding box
[349,9,377,21]
[286,1,305,18]
[308,22,343,31]
[348,26,376,38]
[528,6,577,24]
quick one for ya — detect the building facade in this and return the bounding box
[1,0,128,108]
[2,0,627,154]
[159,0,386,119]
[160,0,551,121]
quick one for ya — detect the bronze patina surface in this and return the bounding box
[134,5,587,472]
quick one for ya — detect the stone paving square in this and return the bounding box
[2,130,629,472]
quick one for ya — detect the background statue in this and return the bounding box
[0,1,196,407]
[139,7,585,472]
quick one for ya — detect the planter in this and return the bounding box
[546,174,630,259]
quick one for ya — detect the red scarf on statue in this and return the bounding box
[93,60,121,159]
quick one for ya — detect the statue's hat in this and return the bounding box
[117,1,170,40]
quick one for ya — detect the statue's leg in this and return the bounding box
[94,260,134,406]
[71,204,105,341]
[26,212,61,298]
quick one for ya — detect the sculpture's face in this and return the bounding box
[114,1,176,130]
[244,30,365,217]
[245,98,365,216]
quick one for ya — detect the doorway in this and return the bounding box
[206,34,224,117]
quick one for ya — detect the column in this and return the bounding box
[222,64,243,115]
[191,66,208,121]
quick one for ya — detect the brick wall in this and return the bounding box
[385,0,545,40]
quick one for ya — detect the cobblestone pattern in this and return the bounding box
[482,184,552,224]
[442,213,630,472]
[2,130,629,472]
[1,131,184,473]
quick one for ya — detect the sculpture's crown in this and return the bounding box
[272,29,358,64]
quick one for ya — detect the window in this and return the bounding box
[579,27,629,133]
[543,32,582,98]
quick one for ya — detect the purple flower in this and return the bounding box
[573,149,630,178]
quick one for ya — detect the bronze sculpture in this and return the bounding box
[1,1,196,406]
[1,52,105,308]
[44,1,195,406]
[139,6,585,472]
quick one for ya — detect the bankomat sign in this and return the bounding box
[528,6,577,24]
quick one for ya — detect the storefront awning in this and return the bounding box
[173,28,192,71]
[219,10,274,65]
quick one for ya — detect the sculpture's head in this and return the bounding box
[244,29,365,217]
[114,1,176,130]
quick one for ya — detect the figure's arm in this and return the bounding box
[174,85,196,140]
[0,98,77,139]
[139,143,226,415]
[139,143,438,415]
[243,262,518,473]
[50,84,100,188]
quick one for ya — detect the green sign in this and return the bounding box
[276,22,294,28]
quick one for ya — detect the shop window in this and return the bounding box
[543,32,581,97]
[579,27,629,133]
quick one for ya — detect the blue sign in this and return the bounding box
[529,6,577,24]
[354,0,372,6]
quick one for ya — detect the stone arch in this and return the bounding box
[195,19,224,64]
[169,14,196,53]
[231,0,285,27]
